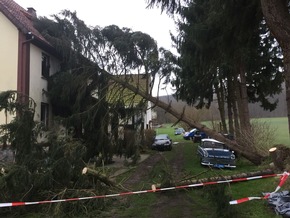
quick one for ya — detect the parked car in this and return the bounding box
[151,134,172,151]
[174,127,185,135]
[183,128,196,140]
[152,124,162,128]
[183,128,207,142]
[152,123,162,128]
[197,138,236,169]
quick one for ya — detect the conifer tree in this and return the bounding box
[148,0,283,138]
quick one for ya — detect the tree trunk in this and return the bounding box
[239,65,251,130]
[215,80,227,133]
[232,78,241,138]
[106,71,264,165]
[227,77,235,135]
[269,145,290,171]
[233,75,242,138]
[177,169,275,186]
[82,167,116,187]
[232,100,240,138]
[261,0,290,138]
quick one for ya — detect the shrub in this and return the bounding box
[237,120,277,157]
[143,129,156,148]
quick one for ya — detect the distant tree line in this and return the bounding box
[155,88,287,125]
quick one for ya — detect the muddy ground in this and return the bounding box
[108,143,206,218]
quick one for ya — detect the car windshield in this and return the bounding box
[202,141,224,149]
[155,135,168,140]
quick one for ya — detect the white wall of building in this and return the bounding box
[145,101,152,129]
[0,12,19,125]
[29,44,60,123]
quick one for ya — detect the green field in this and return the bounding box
[148,118,290,217]
[101,118,289,217]
[256,117,289,145]
[171,117,289,145]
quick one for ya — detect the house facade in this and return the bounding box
[0,0,60,126]
[107,74,153,131]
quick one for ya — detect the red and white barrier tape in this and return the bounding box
[229,171,289,205]
[0,172,282,208]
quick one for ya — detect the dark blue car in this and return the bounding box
[183,128,207,142]
[197,138,236,169]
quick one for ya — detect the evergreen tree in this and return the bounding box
[147,0,290,138]
[34,10,269,164]
[148,0,283,137]
[35,11,165,161]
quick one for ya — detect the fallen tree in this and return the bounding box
[35,12,267,166]
[151,169,276,188]
[105,70,266,165]
[177,169,275,186]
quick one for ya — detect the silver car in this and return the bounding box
[197,138,236,168]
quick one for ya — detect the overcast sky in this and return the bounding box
[15,0,176,51]
[15,0,176,96]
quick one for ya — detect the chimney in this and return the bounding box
[27,7,37,18]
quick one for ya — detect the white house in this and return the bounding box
[0,0,60,126]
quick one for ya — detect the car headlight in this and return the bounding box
[231,154,235,159]
[203,150,208,157]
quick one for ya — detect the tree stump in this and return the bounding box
[82,167,116,187]
[269,145,290,171]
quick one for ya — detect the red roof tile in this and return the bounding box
[0,0,50,45]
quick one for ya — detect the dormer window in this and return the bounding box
[42,53,50,78]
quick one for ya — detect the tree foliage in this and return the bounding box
[148,0,284,138]
[35,7,280,164]
[0,91,108,217]
[3,2,289,216]
[149,0,290,140]
[34,11,177,162]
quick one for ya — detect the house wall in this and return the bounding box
[0,12,19,125]
[145,101,152,129]
[0,11,60,126]
[29,44,60,123]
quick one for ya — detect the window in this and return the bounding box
[41,103,49,127]
[42,53,50,78]
[202,141,224,149]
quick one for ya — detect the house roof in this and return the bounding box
[0,0,50,46]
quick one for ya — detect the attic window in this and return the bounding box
[42,53,50,78]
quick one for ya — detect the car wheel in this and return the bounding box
[199,158,203,166]
[168,146,172,151]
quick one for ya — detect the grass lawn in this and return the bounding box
[256,117,289,145]
[103,118,288,217]
[180,140,280,217]
[150,119,289,217]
